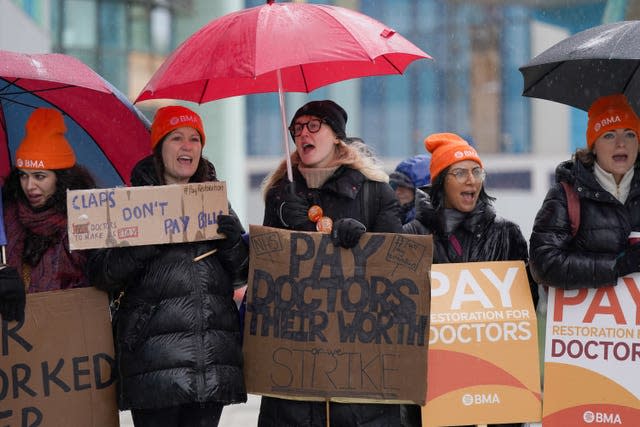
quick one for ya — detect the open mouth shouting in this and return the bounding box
[301,142,316,154]
[161,126,203,184]
[177,154,194,164]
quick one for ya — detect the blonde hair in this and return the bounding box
[262,139,388,200]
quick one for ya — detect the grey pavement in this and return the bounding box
[119,394,260,426]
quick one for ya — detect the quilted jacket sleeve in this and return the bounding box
[529,183,619,289]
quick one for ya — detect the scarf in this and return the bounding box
[441,208,467,259]
[4,200,89,293]
[298,166,340,189]
[593,161,633,203]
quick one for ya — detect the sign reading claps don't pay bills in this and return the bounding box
[67,182,228,250]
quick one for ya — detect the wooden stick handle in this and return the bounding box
[193,248,217,262]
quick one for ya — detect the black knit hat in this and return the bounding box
[290,100,348,140]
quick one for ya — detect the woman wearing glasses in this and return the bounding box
[403,132,536,427]
[258,99,403,427]
[408,133,532,269]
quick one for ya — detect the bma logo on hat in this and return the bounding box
[16,158,45,168]
[170,115,198,126]
[454,148,477,159]
[595,115,622,132]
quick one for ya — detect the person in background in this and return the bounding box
[530,94,640,288]
[405,132,536,427]
[258,99,403,427]
[87,106,248,427]
[389,154,431,231]
[0,108,96,322]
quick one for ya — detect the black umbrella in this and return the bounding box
[519,20,640,115]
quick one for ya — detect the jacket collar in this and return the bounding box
[559,159,640,203]
[297,166,365,200]
[593,161,634,203]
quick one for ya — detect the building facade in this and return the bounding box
[1,0,635,233]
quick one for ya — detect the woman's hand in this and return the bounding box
[217,214,244,248]
[331,218,366,249]
[278,183,312,229]
[614,243,640,277]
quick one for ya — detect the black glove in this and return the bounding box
[278,183,313,229]
[0,266,26,322]
[331,218,367,249]
[614,243,640,277]
[217,214,244,248]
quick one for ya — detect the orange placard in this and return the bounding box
[422,261,541,426]
[542,276,640,426]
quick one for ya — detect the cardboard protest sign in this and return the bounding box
[1,287,118,427]
[543,276,640,426]
[422,261,541,426]
[67,182,228,250]
[243,226,432,404]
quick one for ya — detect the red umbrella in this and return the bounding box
[136,0,431,180]
[0,50,151,186]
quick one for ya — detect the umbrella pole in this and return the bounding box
[277,69,294,182]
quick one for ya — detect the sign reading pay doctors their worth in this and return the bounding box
[243,226,432,404]
[543,277,640,426]
[66,182,228,249]
[422,261,541,426]
[1,287,118,427]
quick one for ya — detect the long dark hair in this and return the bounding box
[428,165,495,211]
[152,140,215,184]
[2,164,96,213]
[574,147,595,166]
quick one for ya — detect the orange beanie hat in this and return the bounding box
[15,108,76,170]
[587,94,640,149]
[424,132,482,180]
[150,105,205,150]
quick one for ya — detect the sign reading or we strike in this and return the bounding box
[422,261,541,426]
[243,226,433,405]
[543,276,640,426]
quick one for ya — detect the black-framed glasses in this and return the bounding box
[289,118,325,137]
[447,167,486,183]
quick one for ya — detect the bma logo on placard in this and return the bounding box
[583,410,622,424]
[461,393,500,406]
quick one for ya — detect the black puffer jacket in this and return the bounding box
[259,166,403,427]
[415,198,530,266]
[529,159,640,289]
[88,156,248,410]
[263,166,403,234]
